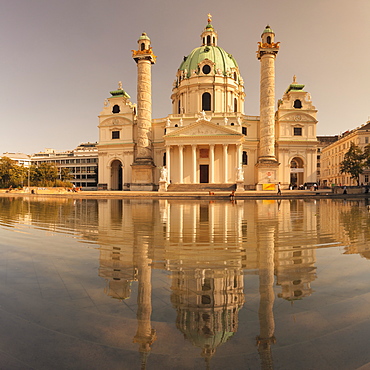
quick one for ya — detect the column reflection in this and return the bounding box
[93,198,370,368]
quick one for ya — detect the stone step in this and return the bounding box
[167,183,236,192]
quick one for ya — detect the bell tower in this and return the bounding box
[256,25,280,188]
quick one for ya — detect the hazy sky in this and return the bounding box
[1,0,370,154]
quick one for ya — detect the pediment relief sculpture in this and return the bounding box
[279,113,316,123]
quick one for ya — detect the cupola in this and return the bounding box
[201,13,218,46]
[261,25,275,44]
[138,32,151,51]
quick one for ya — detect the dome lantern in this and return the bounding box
[201,13,218,47]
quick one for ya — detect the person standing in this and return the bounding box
[277,182,282,195]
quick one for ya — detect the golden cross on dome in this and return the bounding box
[207,13,212,23]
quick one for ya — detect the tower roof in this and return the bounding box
[262,25,274,35]
[138,32,150,41]
[285,75,305,93]
[110,81,130,98]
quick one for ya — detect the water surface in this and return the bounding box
[1,197,370,369]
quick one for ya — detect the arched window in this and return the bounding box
[178,100,181,114]
[140,42,145,51]
[202,92,211,111]
[267,36,271,44]
[294,99,302,109]
[242,151,248,165]
[163,152,166,166]
[112,105,120,114]
[207,35,211,45]
[234,98,238,112]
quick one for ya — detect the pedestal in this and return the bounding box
[235,181,245,192]
[158,180,168,192]
[255,160,279,190]
[130,163,155,191]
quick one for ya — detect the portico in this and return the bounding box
[164,122,244,184]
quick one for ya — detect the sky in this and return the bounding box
[1,0,370,154]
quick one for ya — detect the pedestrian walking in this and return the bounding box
[277,182,282,196]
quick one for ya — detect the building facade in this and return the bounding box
[97,17,318,191]
[316,135,338,185]
[32,142,98,190]
[1,152,32,167]
[321,122,370,186]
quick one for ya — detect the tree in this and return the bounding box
[35,163,58,187]
[0,157,17,188]
[363,143,370,169]
[340,143,364,185]
[60,167,73,182]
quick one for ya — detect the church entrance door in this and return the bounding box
[290,157,304,189]
[200,165,209,183]
[111,160,123,190]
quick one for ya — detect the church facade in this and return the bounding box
[97,16,318,191]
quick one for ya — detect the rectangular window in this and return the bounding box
[242,151,248,165]
[112,131,120,139]
[365,175,369,183]
[242,127,247,136]
[365,137,369,144]
[294,127,302,136]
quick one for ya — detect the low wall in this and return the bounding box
[332,186,369,194]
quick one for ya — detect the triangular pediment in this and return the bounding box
[165,120,242,138]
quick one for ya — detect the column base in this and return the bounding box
[255,160,280,188]
[131,162,155,191]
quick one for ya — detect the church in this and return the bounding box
[97,16,318,191]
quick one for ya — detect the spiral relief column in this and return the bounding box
[131,33,156,191]
[256,26,280,188]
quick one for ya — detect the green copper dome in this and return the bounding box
[179,45,239,78]
[262,25,274,34]
[138,32,150,41]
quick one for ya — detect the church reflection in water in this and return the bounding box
[96,198,322,368]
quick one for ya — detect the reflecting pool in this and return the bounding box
[1,197,370,369]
